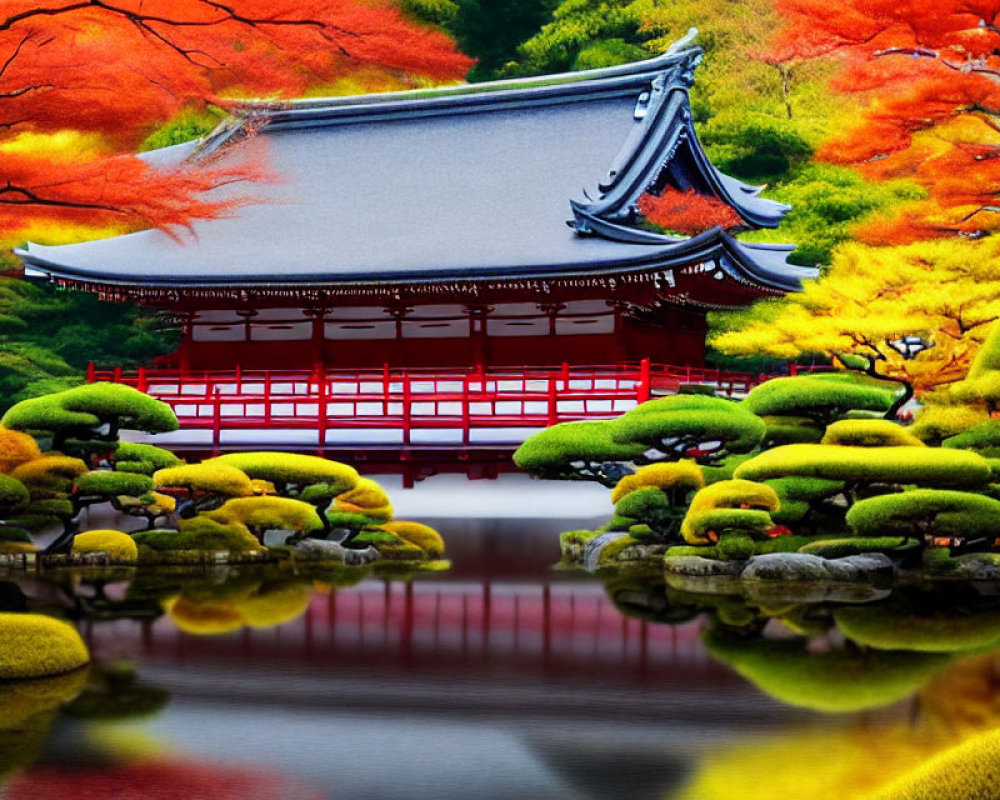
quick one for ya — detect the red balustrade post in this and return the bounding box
[402,371,412,446]
[264,371,272,425]
[136,367,148,393]
[382,362,390,417]
[560,361,570,389]
[112,366,122,383]
[212,388,222,458]
[462,373,471,446]
[235,364,242,396]
[637,357,651,403]
[317,370,327,447]
[86,362,96,383]
[547,376,558,426]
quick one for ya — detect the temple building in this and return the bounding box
[17,32,811,374]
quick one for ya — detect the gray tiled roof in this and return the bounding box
[17,33,813,293]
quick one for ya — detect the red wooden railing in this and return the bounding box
[89,360,775,452]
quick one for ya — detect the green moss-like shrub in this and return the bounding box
[1,383,178,444]
[742,374,897,426]
[686,509,776,546]
[716,533,757,561]
[72,530,139,562]
[153,462,255,497]
[734,445,992,488]
[0,613,89,678]
[821,419,925,448]
[681,480,779,545]
[911,403,988,445]
[353,530,425,560]
[206,452,359,494]
[760,415,825,446]
[513,420,646,482]
[612,487,685,538]
[834,604,1000,654]
[135,518,262,555]
[943,420,1000,457]
[0,474,29,516]
[798,537,911,559]
[846,490,1000,540]
[610,460,704,503]
[704,629,950,712]
[113,442,183,475]
[765,476,845,525]
[381,521,445,557]
[611,395,766,462]
[870,727,1000,800]
[74,470,155,498]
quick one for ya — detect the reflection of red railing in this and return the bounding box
[88,360,777,454]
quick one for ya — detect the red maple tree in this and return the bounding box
[0,1,473,240]
[766,0,1000,242]
[637,188,743,235]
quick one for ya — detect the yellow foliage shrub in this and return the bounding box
[153,462,254,497]
[822,419,925,448]
[11,455,87,489]
[610,461,704,504]
[0,429,41,474]
[0,613,89,679]
[381,521,445,557]
[208,496,324,537]
[333,477,393,520]
[250,479,277,496]
[72,530,138,562]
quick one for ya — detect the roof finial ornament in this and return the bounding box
[666,27,699,55]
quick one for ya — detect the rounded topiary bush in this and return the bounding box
[742,374,896,426]
[611,395,766,462]
[72,530,139,562]
[207,452,359,495]
[821,419,925,448]
[734,445,993,488]
[74,471,155,498]
[153,462,255,497]
[513,420,646,481]
[0,613,89,678]
[846,490,1000,540]
[610,461,704,503]
[0,429,41,474]
[381,521,445,558]
[113,442,183,475]
[207,496,324,541]
[332,478,393,521]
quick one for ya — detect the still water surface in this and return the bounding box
[1,516,995,799]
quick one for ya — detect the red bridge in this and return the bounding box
[90,360,775,483]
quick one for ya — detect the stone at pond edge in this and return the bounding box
[0,613,89,679]
[663,556,745,578]
[741,553,895,583]
[294,539,380,565]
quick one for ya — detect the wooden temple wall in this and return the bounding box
[173,300,706,371]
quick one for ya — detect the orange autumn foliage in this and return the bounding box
[637,188,743,235]
[766,0,1000,242]
[0,1,472,240]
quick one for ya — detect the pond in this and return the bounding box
[1,513,998,800]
